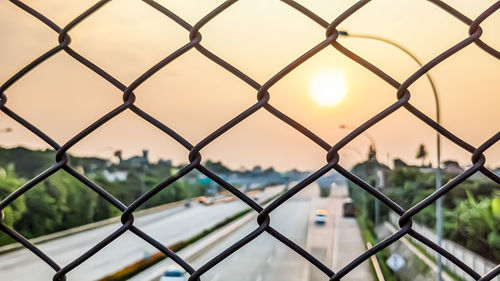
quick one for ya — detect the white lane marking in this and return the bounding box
[266,254,274,264]
[255,274,263,281]
[210,272,221,281]
[301,193,314,281]
[331,201,341,269]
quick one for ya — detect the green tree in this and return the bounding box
[15,187,62,237]
[456,190,500,261]
[0,165,27,245]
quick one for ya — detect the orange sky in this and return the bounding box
[0,0,499,171]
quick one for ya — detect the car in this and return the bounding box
[315,209,328,224]
[315,213,326,224]
[342,198,356,217]
[160,269,186,281]
[198,196,215,205]
[316,209,328,216]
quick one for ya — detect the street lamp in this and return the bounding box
[339,124,382,231]
[339,30,443,281]
[339,124,377,161]
[341,146,363,159]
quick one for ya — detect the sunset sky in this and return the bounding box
[0,0,499,171]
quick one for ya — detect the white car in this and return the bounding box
[315,209,327,224]
[160,269,186,281]
[315,213,326,224]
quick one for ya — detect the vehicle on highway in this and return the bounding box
[160,269,186,281]
[198,196,215,205]
[342,198,356,217]
[315,209,327,224]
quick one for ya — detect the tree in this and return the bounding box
[114,150,122,164]
[415,143,428,166]
[367,145,376,161]
[456,190,500,261]
[15,186,62,237]
[0,165,27,245]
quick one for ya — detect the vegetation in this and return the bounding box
[356,213,395,281]
[0,148,209,246]
[347,159,395,281]
[386,167,499,262]
[415,144,428,166]
[347,154,500,264]
[0,146,288,248]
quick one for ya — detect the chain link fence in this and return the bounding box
[1,0,499,280]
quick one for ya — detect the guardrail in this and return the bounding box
[389,212,499,281]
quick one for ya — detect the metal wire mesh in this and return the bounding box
[0,0,499,280]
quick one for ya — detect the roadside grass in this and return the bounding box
[356,214,395,281]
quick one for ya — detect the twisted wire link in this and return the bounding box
[0,0,498,280]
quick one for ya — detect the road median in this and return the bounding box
[99,188,284,281]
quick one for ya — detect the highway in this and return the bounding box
[188,186,312,281]
[0,187,282,281]
[148,183,372,281]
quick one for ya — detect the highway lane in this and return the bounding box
[0,186,282,281]
[154,185,316,281]
[311,184,372,281]
[149,183,372,281]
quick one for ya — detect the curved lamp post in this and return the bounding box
[338,30,443,281]
[339,124,377,161]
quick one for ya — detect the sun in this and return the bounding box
[309,69,347,106]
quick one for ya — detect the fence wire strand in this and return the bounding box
[0,0,499,280]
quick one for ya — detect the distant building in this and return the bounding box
[121,149,149,168]
[393,158,409,168]
[418,167,435,174]
[443,160,464,175]
[251,166,262,173]
[102,170,128,182]
[157,159,173,167]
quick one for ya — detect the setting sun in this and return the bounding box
[309,69,347,106]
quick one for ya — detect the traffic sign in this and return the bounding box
[386,253,405,272]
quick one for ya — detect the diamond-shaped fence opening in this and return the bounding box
[0,0,499,281]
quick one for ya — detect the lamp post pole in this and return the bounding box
[339,124,381,233]
[339,30,442,281]
[339,124,377,158]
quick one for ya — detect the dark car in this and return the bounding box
[342,198,356,217]
[160,269,186,281]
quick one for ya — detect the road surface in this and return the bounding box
[150,183,372,281]
[0,187,282,281]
